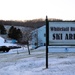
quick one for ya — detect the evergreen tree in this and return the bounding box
[0,25,6,34]
[8,26,14,37]
[17,29,22,40]
[8,26,22,42]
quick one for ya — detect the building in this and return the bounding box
[31,25,46,49]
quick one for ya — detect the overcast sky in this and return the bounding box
[0,0,75,20]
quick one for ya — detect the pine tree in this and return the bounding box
[0,25,6,34]
[8,26,22,42]
[8,26,14,38]
[17,29,22,40]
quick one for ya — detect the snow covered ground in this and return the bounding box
[0,46,75,75]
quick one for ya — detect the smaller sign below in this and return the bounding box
[48,46,75,52]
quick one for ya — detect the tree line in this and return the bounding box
[0,25,22,42]
[0,18,64,29]
[0,19,45,28]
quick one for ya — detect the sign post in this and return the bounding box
[45,18,75,68]
[46,16,49,68]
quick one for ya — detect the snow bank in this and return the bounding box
[0,46,75,75]
[0,36,5,44]
[0,36,17,47]
[0,54,75,75]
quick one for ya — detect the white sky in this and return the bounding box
[0,0,75,20]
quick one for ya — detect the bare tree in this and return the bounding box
[22,28,34,55]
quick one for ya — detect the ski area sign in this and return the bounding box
[49,21,75,46]
[46,17,75,68]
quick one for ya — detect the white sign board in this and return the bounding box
[49,21,75,46]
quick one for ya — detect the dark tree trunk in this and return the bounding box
[27,41,30,55]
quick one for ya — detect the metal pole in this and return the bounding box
[46,16,49,68]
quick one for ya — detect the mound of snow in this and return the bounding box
[0,36,5,44]
[0,36,17,47]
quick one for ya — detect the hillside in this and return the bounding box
[0,19,45,28]
[0,18,64,28]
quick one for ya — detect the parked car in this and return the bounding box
[0,45,21,52]
[0,46,10,52]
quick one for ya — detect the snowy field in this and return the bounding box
[0,46,75,75]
